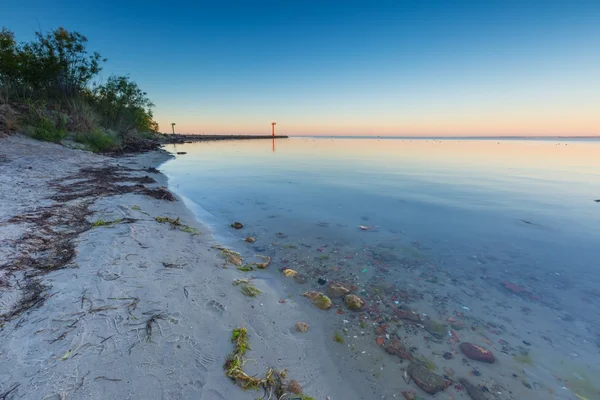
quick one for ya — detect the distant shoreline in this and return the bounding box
[287,135,600,140]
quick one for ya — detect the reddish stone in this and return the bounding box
[459,342,495,363]
[384,339,413,360]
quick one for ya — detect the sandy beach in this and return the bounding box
[0,135,354,400]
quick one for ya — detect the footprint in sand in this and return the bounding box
[204,299,226,315]
[97,268,120,281]
[194,349,218,369]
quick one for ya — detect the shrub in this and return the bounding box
[67,97,100,132]
[0,103,19,134]
[24,114,67,143]
[74,128,119,152]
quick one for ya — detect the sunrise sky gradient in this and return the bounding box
[3,0,600,136]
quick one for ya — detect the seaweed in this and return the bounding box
[233,280,261,297]
[155,216,199,235]
[144,313,166,342]
[224,327,307,399]
[214,246,243,266]
[334,331,344,344]
[240,255,271,270]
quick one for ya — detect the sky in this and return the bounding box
[2,0,600,136]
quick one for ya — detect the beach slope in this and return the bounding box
[0,136,355,400]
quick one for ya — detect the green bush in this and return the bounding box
[1,26,159,149]
[74,128,119,152]
[24,114,67,143]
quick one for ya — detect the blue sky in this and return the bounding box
[3,0,600,135]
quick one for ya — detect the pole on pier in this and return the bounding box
[271,122,276,137]
[171,123,176,135]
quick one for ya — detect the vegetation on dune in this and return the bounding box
[0,26,161,151]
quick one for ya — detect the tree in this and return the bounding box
[0,26,106,99]
[92,75,158,132]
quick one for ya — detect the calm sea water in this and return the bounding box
[162,138,600,399]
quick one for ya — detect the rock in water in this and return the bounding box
[423,319,446,339]
[302,291,332,310]
[395,309,421,322]
[458,378,488,400]
[407,362,447,394]
[344,294,364,310]
[459,342,496,363]
[384,339,413,360]
[326,283,350,298]
[231,222,244,229]
[245,236,256,243]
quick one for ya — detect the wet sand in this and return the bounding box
[0,135,354,399]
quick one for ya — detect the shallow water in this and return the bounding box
[162,138,600,399]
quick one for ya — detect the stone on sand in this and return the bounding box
[296,322,309,332]
[302,291,332,310]
[326,283,350,298]
[344,294,364,310]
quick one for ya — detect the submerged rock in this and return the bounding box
[326,283,350,298]
[459,342,496,363]
[423,319,446,339]
[407,361,447,394]
[395,309,421,322]
[245,236,256,243]
[401,391,417,400]
[458,378,488,400]
[384,339,413,360]
[231,222,244,229]
[302,292,332,310]
[344,294,364,310]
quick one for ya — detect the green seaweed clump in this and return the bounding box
[224,327,305,399]
[232,279,261,297]
[92,218,122,227]
[334,331,344,344]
